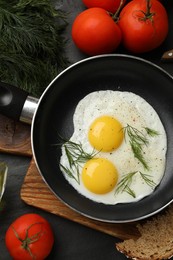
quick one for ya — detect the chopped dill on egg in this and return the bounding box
[123,125,159,170]
[58,136,98,183]
[115,171,137,198]
[139,172,156,188]
[57,124,159,186]
[60,163,80,184]
[123,124,149,146]
[144,127,159,137]
[115,171,156,198]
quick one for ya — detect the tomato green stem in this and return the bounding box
[12,222,45,259]
[146,0,155,20]
[138,0,155,22]
[112,0,124,21]
[146,0,151,14]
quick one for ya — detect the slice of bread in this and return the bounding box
[116,204,173,260]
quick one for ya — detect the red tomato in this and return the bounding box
[118,0,169,53]
[82,0,126,13]
[5,213,54,260]
[72,8,122,56]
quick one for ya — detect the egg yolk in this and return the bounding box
[88,116,124,152]
[82,158,118,194]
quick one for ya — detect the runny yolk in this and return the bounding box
[88,115,124,152]
[82,158,118,194]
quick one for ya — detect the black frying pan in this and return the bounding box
[1,54,173,223]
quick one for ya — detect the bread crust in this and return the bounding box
[116,204,173,260]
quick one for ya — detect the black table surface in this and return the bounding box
[1,1,173,259]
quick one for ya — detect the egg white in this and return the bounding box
[60,90,167,205]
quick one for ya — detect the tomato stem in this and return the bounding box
[137,0,155,22]
[112,0,124,21]
[12,222,45,259]
[145,0,155,20]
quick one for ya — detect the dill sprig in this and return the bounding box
[123,125,159,170]
[115,171,156,198]
[139,171,156,188]
[115,171,137,198]
[144,127,159,137]
[0,0,69,97]
[130,140,149,170]
[59,137,98,183]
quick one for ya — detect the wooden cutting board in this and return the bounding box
[0,114,141,240]
[0,114,32,156]
[20,158,140,240]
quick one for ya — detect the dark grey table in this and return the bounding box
[1,1,173,259]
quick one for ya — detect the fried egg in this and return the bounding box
[60,90,167,205]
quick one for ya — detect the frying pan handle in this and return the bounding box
[0,82,38,124]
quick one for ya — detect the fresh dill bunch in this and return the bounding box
[0,0,69,97]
